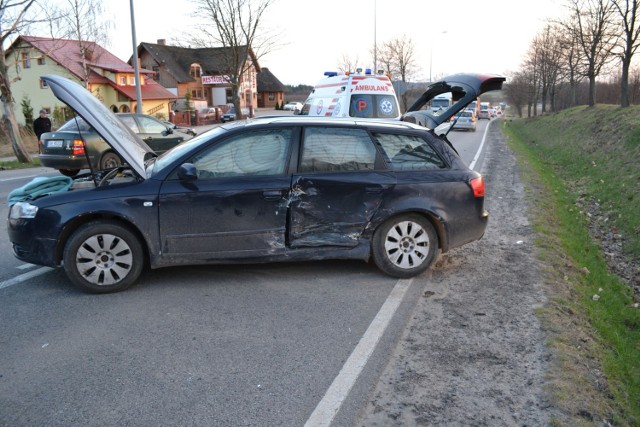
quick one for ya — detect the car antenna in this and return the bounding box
[71,113,99,187]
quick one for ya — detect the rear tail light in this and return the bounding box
[470,176,485,197]
[72,139,85,155]
[38,139,43,154]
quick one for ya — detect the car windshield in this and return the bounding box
[150,126,228,174]
[58,116,94,132]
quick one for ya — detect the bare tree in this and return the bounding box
[503,71,531,117]
[557,14,586,107]
[57,0,111,88]
[612,0,640,107]
[337,52,360,74]
[566,0,619,106]
[189,0,278,120]
[377,35,418,111]
[0,0,37,162]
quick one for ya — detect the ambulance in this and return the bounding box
[299,68,401,119]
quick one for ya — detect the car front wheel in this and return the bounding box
[371,214,438,278]
[63,220,144,293]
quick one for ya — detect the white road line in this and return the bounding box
[469,119,492,171]
[0,266,54,290]
[0,174,42,182]
[16,263,36,270]
[304,278,413,427]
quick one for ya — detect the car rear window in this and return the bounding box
[58,117,93,132]
[373,133,446,171]
[299,127,376,172]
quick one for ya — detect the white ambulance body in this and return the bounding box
[300,69,401,119]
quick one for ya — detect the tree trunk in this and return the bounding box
[588,74,597,106]
[621,57,630,108]
[1,103,32,163]
[0,67,32,163]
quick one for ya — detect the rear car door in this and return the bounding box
[158,128,293,261]
[131,115,184,153]
[288,126,395,248]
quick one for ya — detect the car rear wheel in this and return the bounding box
[59,168,80,177]
[100,151,122,170]
[63,220,144,293]
[371,214,438,278]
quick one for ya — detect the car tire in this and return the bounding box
[59,169,80,177]
[371,214,439,278]
[100,151,122,170]
[63,220,144,293]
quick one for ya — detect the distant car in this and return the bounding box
[478,109,491,120]
[221,106,250,122]
[450,110,477,132]
[283,102,303,111]
[198,107,220,122]
[39,113,192,177]
[162,120,197,137]
[9,74,491,293]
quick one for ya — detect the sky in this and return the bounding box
[99,0,568,86]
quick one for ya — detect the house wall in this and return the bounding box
[6,43,79,126]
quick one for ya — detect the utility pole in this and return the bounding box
[129,0,143,114]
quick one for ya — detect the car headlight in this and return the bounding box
[9,202,39,219]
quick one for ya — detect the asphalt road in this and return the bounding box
[0,119,494,426]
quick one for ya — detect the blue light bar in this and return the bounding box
[324,71,338,77]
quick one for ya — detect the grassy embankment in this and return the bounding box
[503,106,639,425]
[0,129,40,169]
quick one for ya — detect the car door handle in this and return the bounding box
[263,190,283,200]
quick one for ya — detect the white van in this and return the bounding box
[299,69,401,119]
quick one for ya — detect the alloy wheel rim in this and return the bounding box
[384,220,430,269]
[76,234,133,285]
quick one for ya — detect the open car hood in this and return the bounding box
[42,75,153,178]
[402,73,506,129]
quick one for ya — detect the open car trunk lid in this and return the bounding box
[402,73,506,129]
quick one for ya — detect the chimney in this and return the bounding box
[157,39,166,45]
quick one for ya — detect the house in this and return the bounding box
[136,39,266,111]
[5,35,178,126]
[256,67,285,108]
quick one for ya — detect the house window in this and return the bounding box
[120,76,127,85]
[21,52,31,69]
[191,89,203,99]
[268,92,275,101]
[152,66,159,81]
[37,56,45,65]
[190,64,202,78]
[128,76,135,85]
[117,91,129,102]
[40,79,49,89]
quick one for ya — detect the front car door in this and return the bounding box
[158,128,293,263]
[288,126,395,248]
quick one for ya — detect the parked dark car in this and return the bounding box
[220,106,250,122]
[162,120,197,137]
[39,113,192,176]
[8,74,496,293]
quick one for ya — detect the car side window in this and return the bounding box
[373,132,446,171]
[118,116,139,133]
[299,127,376,172]
[191,129,291,178]
[137,116,167,134]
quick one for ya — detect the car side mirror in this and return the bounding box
[177,163,198,182]
[165,127,173,135]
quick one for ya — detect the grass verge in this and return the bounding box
[503,108,639,426]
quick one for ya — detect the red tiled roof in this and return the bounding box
[17,36,152,81]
